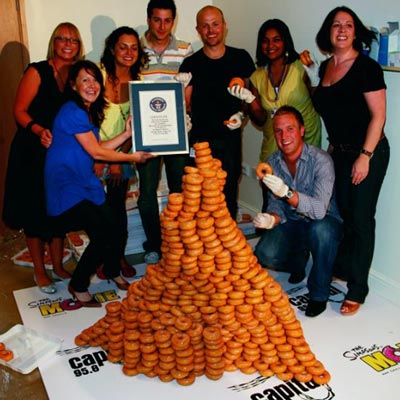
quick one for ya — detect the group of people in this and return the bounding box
[250,6,389,317]
[2,2,389,316]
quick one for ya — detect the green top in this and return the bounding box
[251,59,321,161]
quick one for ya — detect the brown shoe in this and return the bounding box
[120,259,136,278]
[111,276,130,291]
[340,300,360,316]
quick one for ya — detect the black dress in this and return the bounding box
[3,61,66,238]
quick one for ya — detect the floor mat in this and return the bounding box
[12,258,400,399]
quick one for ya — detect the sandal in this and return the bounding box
[340,300,361,316]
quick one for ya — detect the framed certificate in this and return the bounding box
[129,81,188,155]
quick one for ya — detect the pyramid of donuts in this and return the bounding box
[74,142,330,386]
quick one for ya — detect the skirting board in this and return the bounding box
[369,268,400,307]
[238,200,400,308]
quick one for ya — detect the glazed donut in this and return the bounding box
[306,361,325,376]
[168,193,184,205]
[255,162,273,179]
[193,142,209,151]
[74,335,88,347]
[202,178,220,191]
[195,148,212,157]
[229,76,245,88]
[299,50,313,67]
[212,206,229,218]
[184,166,199,174]
[295,370,313,383]
[177,372,196,386]
[196,154,213,164]
[183,183,202,193]
[312,370,331,385]
[264,282,281,297]
[175,316,193,331]
[106,301,122,314]
[184,173,204,185]
[172,332,191,350]
[276,371,294,381]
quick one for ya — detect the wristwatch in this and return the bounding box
[360,148,374,159]
[281,188,294,201]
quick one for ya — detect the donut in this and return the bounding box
[295,370,313,383]
[193,142,209,151]
[195,148,212,157]
[177,372,196,386]
[172,333,191,350]
[306,361,325,376]
[106,301,122,314]
[184,166,199,174]
[313,370,331,385]
[276,371,294,381]
[195,154,213,164]
[229,77,245,88]
[255,162,273,179]
[0,349,14,362]
[300,50,313,67]
[184,173,204,185]
[168,193,184,205]
[175,316,193,331]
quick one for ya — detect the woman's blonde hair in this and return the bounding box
[46,22,85,61]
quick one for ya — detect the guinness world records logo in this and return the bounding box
[150,97,167,112]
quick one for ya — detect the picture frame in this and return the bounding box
[129,81,188,155]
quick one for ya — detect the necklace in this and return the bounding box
[119,104,129,121]
[266,64,288,103]
[265,64,289,117]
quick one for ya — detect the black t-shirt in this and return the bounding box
[180,46,255,143]
[313,54,386,146]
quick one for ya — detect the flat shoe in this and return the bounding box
[34,275,57,294]
[340,300,360,316]
[305,300,327,317]
[51,270,71,281]
[111,277,130,291]
[288,271,306,284]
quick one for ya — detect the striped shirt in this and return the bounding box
[267,143,341,223]
[140,34,193,81]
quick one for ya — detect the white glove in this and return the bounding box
[263,174,289,198]
[227,85,255,104]
[174,72,192,88]
[301,54,320,87]
[253,213,276,229]
[186,113,192,132]
[225,111,244,130]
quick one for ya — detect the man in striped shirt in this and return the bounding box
[254,106,342,317]
[137,0,193,265]
[140,0,193,81]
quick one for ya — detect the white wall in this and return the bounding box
[25,0,400,306]
[25,0,208,62]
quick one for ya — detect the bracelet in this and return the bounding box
[25,120,37,132]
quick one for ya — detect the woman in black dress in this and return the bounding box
[3,22,84,294]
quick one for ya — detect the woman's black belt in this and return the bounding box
[332,134,386,153]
